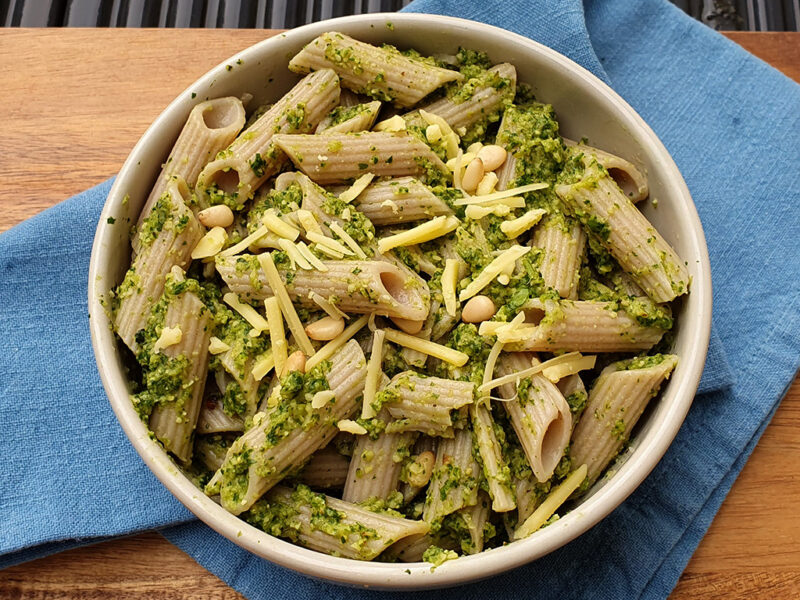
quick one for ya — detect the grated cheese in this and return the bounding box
[454,182,549,206]
[278,238,312,270]
[223,292,269,334]
[337,419,367,435]
[542,354,597,382]
[361,329,385,419]
[191,226,228,260]
[297,209,322,235]
[312,242,345,259]
[514,464,588,540]
[311,390,336,409]
[419,109,459,159]
[459,245,530,301]
[373,115,406,132]
[383,328,469,366]
[465,204,511,220]
[329,222,367,259]
[295,241,328,271]
[251,351,275,381]
[219,225,276,258]
[262,209,300,240]
[500,208,547,239]
[479,352,583,393]
[153,325,182,352]
[264,296,288,377]
[257,253,315,356]
[208,336,231,355]
[377,215,459,254]
[309,291,349,321]
[442,259,459,317]
[307,231,354,256]
[338,173,375,203]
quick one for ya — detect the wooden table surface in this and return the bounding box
[0,28,798,600]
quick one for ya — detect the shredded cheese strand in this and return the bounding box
[377,215,460,254]
[308,291,349,321]
[257,253,315,356]
[361,329,385,419]
[338,173,375,203]
[223,292,269,333]
[478,352,584,393]
[442,259,459,317]
[454,182,549,206]
[295,241,328,271]
[384,328,469,366]
[329,222,367,259]
[307,231,354,256]
[459,245,530,301]
[514,464,588,539]
[264,296,288,377]
[262,209,300,240]
[251,351,275,381]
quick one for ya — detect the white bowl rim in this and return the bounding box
[88,12,712,590]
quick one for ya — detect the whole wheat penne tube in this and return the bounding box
[417,63,516,143]
[272,132,449,185]
[556,164,689,303]
[298,445,351,489]
[317,100,382,134]
[288,32,463,107]
[563,138,648,203]
[147,283,213,463]
[454,491,493,554]
[499,298,666,352]
[531,213,586,299]
[423,427,480,524]
[246,484,429,560]
[196,388,244,434]
[343,412,418,503]
[114,179,203,352]
[215,255,430,322]
[470,403,516,512]
[195,435,234,473]
[497,353,572,482]
[378,372,474,437]
[133,96,246,254]
[206,340,367,515]
[196,69,340,208]
[570,354,678,487]
[354,176,453,225]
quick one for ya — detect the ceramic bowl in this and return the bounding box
[88,13,712,590]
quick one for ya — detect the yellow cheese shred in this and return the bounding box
[383,328,469,366]
[264,296,288,377]
[223,292,269,334]
[361,329,386,419]
[459,245,530,301]
[377,215,459,254]
[514,464,588,540]
[305,315,369,372]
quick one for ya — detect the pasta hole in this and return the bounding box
[380,269,407,303]
[522,306,546,325]
[214,169,241,195]
[203,103,240,130]
[540,412,570,474]
[608,167,638,200]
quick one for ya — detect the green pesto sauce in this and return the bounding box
[422,545,459,569]
[620,353,668,371]
[320,191,376,245]
[326,103,371,126]
[137,191,183,249]
[248,183,303,232]
[246,484,381,558]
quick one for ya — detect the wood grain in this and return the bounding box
[0,29,798,600]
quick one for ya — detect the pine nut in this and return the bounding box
[407,451,435,487]
[461,295,496,323]
[390,317,424,335]
[284,350,306,375]
[305,316,345,341]
[461,157,485,193]
[477,144,508,171]
[198,204,234,228]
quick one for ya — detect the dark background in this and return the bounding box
[1,0,798,30]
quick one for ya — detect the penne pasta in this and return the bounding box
[132,96,246,254]
[196,69,340,208]
[205,340,367,515]
[497,353,572,482]
[289,32,463,107]
[354,176,453,225]
[570,355,678,487]
[272,131,449,184]
[556,164,690,303]
[423,428,481,524]
[215,255,430,322]
[317,100,382,134]
[531,214,586,300]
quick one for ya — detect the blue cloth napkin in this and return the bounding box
[0,0,797,597]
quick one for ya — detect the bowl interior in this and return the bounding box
[89,13,711,590]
